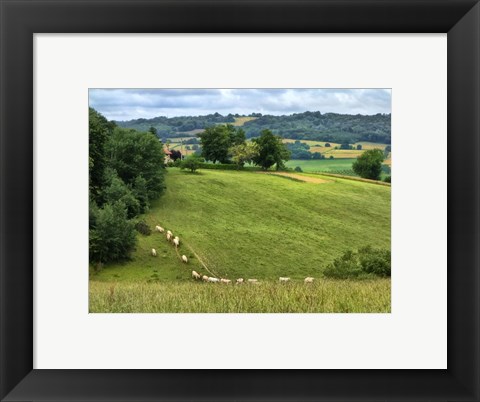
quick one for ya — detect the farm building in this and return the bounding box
[164,147,172,164]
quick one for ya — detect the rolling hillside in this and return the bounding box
[91,168,390,283]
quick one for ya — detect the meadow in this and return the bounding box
[90,279,391,313]
[285,158,358,174]
[90,168,390,312]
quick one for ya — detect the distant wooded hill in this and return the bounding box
[116,111,391,144]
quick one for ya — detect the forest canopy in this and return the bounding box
[116,111,391,144]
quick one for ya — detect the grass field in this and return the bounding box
[285,158,357,174]
[232,116,257,126]
[91,168,390,283]
[282,139,388,159]
[90,279,391,313]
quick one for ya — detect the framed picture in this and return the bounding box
[1,0,478,401]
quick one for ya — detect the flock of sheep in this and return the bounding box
[150,224,316,285]
[151,225,188,263]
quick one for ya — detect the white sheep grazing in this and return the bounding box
[166,230,173,236]
[155,225,165,233]
[220,278,231,284]
[166,232,172,242]
[207,277,219,283]
[236,278,244,284]
[151,248,157,257]
[182,255,188,263]
[202,275,209,282]
[304,277,314,283]
[247,279,258,284]
[279,277,291,283]
[173,237,180,248]
[192,270,201,279]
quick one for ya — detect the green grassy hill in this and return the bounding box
[90,168,390,283]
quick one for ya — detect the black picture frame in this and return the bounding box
[1,1,479,401]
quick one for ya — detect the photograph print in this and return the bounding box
[89,88,391,313]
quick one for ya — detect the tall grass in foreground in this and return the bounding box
[89,279,390,313]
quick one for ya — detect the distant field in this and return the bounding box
[232,116,257,126]
[169,142,196,156]
[323,149,363,159]
[177,129,204,136]
[285,158,357,174]
[355,142,389,150]
[283,139,339,147]
[283,139,388,160]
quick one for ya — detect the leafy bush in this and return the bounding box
[89,201,137,264]
[180,155,204,172]
[358,246,391,276]
[103,168,140,219]
[135,220,151,236]
[352,149,384,180]
[294,166,303,172]
[324,247,391,279]
[384,175,391,183]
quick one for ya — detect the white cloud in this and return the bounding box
[89,88,391,121]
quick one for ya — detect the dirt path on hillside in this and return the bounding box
[257,171,330,184]
[181,243,220,278]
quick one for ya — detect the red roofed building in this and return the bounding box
[164,147,172,165]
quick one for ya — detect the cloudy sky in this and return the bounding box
[89,89,391,121]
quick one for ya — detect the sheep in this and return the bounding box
[166,230,172,236]
[166,232,172,242]
[279,277,291,283]
[151,248,157,257]
[202,275,209,282]
[155,225,165,233]
[207,277,219,283]
[192,270,201,280]
[304,277,314,283]
[173,237,180,248]
[236,278,244,284]
[220,278,232,284]
[181,255,188,263]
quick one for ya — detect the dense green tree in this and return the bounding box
[198,124,245,163]
[89,201,137,264]
[356,144,363,150]
[252,129,291,170]
[105,127,166,200]
[229,142,259,169]
[312,152,324,160]
[132,175,149,213]
[89,108,114,203]
[148,126,157,136]
[102,168,140,219]
[229,125,246,146]
[352,148,384,180]
[89,109,168,266]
